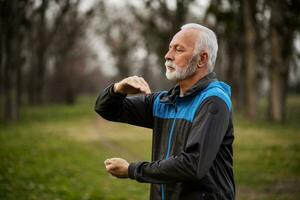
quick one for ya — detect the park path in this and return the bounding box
[66,116,151,161]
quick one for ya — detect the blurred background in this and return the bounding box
[0,0,299,199]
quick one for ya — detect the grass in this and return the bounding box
[0,95,299,200]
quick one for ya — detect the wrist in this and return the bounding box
[113,83,119,93]
[128,163,137,179]
[107,83,126,98]
[113,83,125,95]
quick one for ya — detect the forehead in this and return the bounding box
[169,29,200,48]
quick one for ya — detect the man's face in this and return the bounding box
[164,29,200,81]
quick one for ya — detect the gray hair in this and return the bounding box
[181,23,218,72]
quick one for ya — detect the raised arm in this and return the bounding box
[95,76,156,129]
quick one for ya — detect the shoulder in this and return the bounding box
[200,96,230,115]
[199,82,232,112]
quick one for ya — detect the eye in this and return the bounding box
[176,47,184,52]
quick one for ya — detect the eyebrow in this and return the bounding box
[169,44,185,49]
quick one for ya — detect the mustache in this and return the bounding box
[165,60,178,69]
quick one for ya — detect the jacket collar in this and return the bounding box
[160,72,217,104]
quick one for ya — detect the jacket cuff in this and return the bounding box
[108,83,127,98]
[128,163,137,180]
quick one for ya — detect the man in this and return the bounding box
[95,23,235,200]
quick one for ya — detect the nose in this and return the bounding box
[164,49,174,61]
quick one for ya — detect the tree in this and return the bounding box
[0,0,95,121]
[267,0,300,122]
[95,0,149,84]
[130,0,196,90]
[0,0,28,121]
[242,0,258,119]
[205,0,245,111]
[46,0,94,104]
[27,0,77,105]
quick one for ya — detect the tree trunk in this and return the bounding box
[226,42,243,111]
[268,1,289,123]
[35,0,48,104]
[2,1,19,122]
[0,13,3,107]
[27,0,48,105]
[3,34,18,121]
[36,49,46,104]
[242,0,257,120]
[27,60,37,105]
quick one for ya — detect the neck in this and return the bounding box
[178,71,209,97]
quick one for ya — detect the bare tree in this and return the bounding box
[0,0,95,121]
[27,0,76,105]
[130,0,195,90]
[95,1,141,80]
[49,8,94,104]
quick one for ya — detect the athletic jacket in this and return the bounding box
[95,72,235,200]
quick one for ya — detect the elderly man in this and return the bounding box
[95,23,235,200]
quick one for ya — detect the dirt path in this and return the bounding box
[66,117,150,161]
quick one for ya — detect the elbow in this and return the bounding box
[195,164,211,181]
[94,105,110,120]
[94,98,103,115]
[94,103,119,121]
[94,99,109,119]
[94,106,104,117]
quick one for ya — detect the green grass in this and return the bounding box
[234,95,300,200]
[0,95,299,199]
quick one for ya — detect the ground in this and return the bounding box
[0,96,299,200]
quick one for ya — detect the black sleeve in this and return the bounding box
[94,84,157,129]
[128,96,230,183]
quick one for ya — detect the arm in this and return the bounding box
[127,97,230,183]
[94,76,155,128]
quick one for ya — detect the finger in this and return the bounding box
[130,78,149,94]
[135,77,147,88]
[137,77,151,94]
[104,159,112,165]
[124,77,149,94]
[106,164,116,171]
[131,77,144,88]
[110,157,120,161]
[136,81,150,94]
[137,77,148,88]
[110,158,123,164]
[128,79,146,93]
[127,78,141,88]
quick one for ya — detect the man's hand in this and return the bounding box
[104,158,129,178]
[114,76,151,95]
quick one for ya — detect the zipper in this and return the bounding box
[165,118,177,158]
[161,184,165,200]
[161,101,177,200]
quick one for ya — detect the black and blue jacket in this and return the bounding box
[95,72,235,200]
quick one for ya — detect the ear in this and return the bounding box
[197,52,208,68]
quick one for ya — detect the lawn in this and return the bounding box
[0,95,299,200]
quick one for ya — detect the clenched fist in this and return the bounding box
[114,76,151,95]
[104,158,129,178]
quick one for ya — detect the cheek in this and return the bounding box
[175,56,191,68]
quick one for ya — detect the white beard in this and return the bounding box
[165,55,199,81]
